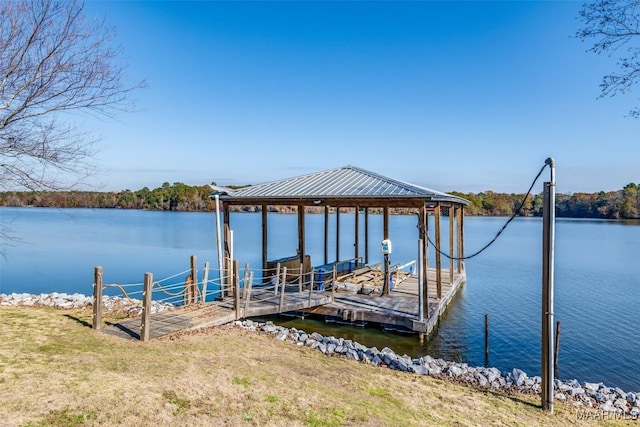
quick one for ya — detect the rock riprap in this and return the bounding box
[234,319,640,416]
[0,292,174,314]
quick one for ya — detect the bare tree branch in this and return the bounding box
[578,0,640,117]
[0,0,144,193]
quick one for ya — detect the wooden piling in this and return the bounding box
[435,203,442,298]
[554,321,561,378]
[92,266,103,330]
[202,261,210,303]
[332,264,337,302]
[234,260,240,320]
[308,272,314,307]
[274,262,281,295]
[484,313,489,364]
[279,267,287,312]
[190,255,198,303]
[242,263,250,301]
[449,207,454,285]
[243,271,254,316]
[298,263,303,292]
[141,272,153,342]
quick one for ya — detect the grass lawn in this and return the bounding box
[0,307,634,426]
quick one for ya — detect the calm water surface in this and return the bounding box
[1,207,638,391]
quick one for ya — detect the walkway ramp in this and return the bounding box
[101,287,332,340]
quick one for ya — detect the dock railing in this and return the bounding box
[93,255,337,341]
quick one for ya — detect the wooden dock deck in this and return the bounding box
[301,266,466,334]
[101,287,333,340]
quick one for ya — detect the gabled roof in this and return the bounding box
[216,166,469,206]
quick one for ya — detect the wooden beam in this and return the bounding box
[383,205,389,295]
[324,206,329,265]
[419,205,428,320]
[335,207,340,262]
[92,266,103,330]
[298,205,305,265]
[435,203,442,299]
[460,206,465,265]
[141,272,153,342]
[262,204,267,272]
[354,206,359,262]
[364,207,369,265]
[456,205,463,273]
[449,207,454,285]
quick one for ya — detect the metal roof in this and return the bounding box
[216,166,469,205]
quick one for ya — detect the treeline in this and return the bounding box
[450,182,639,219]
[1,182,639,219]
[0,182,217,211]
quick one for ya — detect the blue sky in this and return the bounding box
[82,1,639,194]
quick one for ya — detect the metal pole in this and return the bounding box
[542,157,556,412]
[214,194,224,298]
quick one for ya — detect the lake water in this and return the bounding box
[1,207,639,392]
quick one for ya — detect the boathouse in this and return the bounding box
[214,165,469,333]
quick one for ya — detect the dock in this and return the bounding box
[101,286,333,340]
[302,266,466,334]
[99,264,464,340]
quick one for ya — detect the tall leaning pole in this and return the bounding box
[542,157,556,412]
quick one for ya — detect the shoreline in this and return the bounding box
[1,291,638,417]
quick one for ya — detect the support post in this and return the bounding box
[435,203,442,299]
[485,313,489,366]
[554,321,561,379]
[234,260,240,320]
[335,207,340,262]
[202,261,210,303]
[262,204,268,272]
[542,157,556,413]
[190,254,198,303]
[364,207,369,265]
[298,263,303,292]
[279,267,287,313]
[354,206,359,262]
[418,241,424,322]
[332,264,337,302]
[141,272,153,342]
[243,271,254,316]
[456,206,463,273]
[298,205,305,265]
[308,271,314,307]
[449,207,454,285]
[324,206,329,265]
[383,205,390,295]
[274,262,281,295]
[242,262,250,301]
[92,266,103,330]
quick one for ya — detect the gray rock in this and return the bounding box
[299,333,308,343]
[413,365,428,375]
[371,355,383,367]
[428,367,442,376]
[276,331,288,341]
[311,332,324,342]
[627,392,636,404]
[445,365,463,377]
[346,349,359,361]
[555,393,566,401]
[327,343,337,354]
[630,407,640,417]
[594,392,608,403]
[475,372,488,387]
